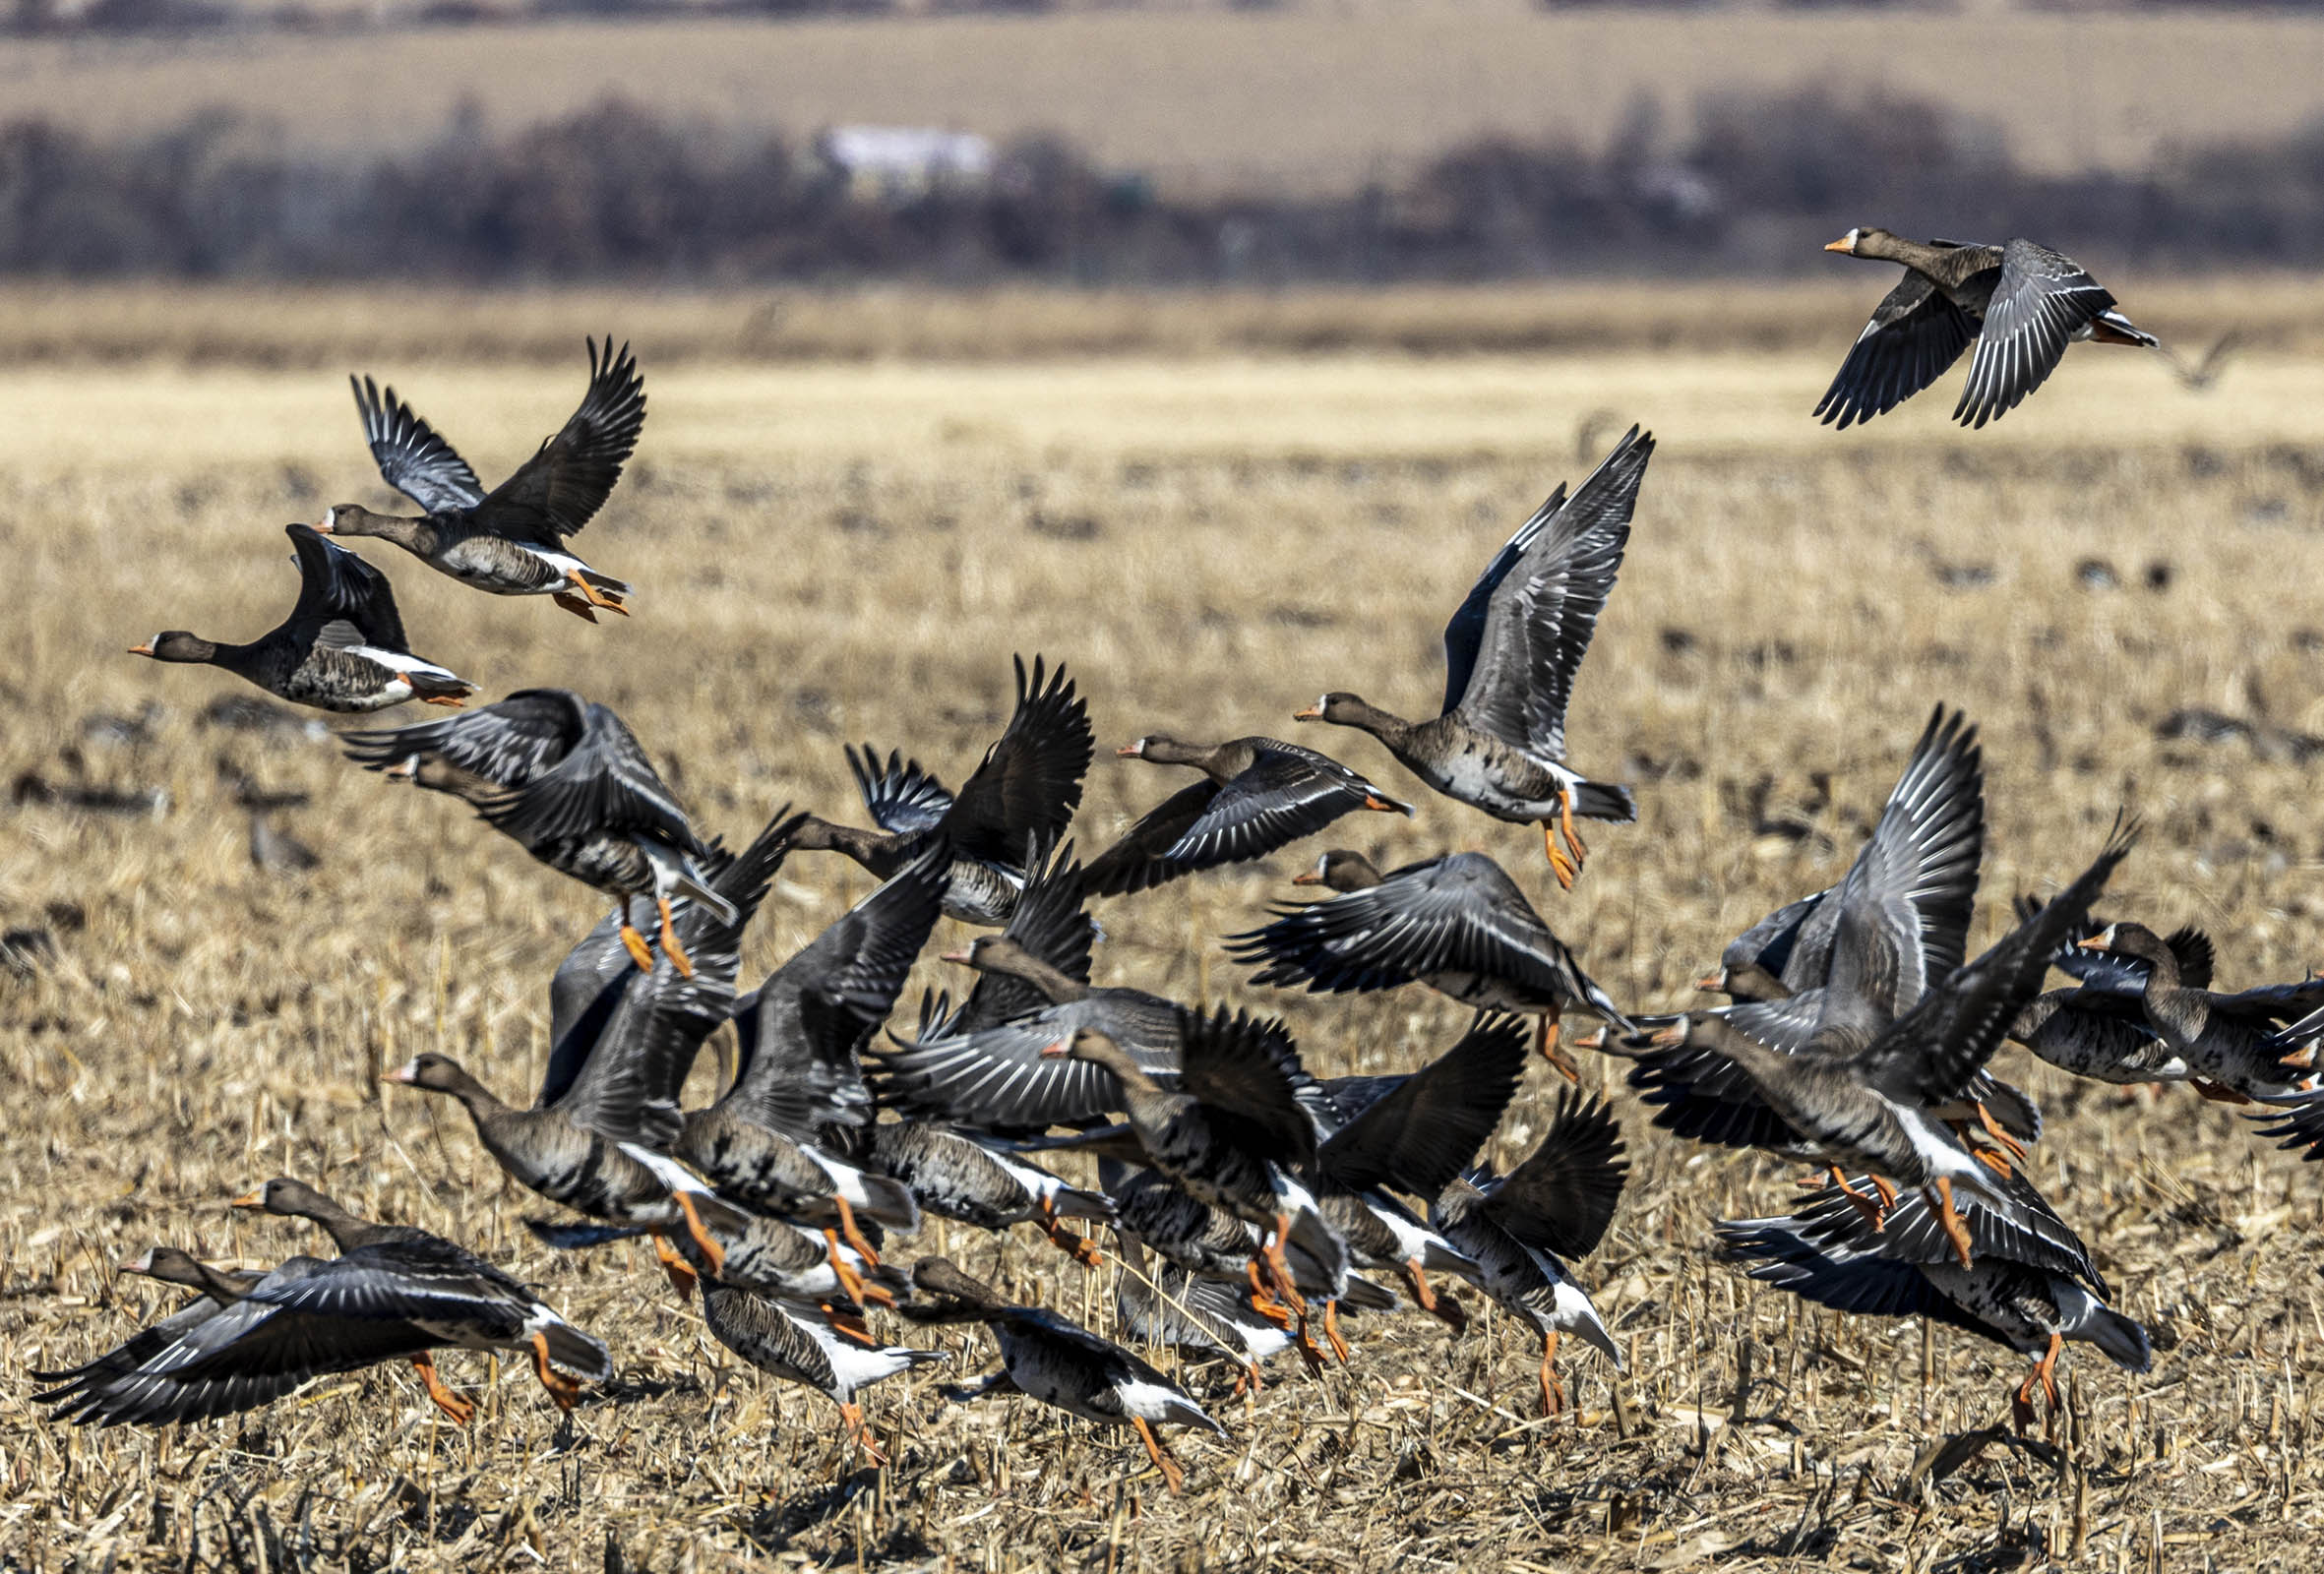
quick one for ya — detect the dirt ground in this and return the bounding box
[4,285,2324,1570]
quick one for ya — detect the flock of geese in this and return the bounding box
[42,230,2308,1501]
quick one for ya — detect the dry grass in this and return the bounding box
[6,284,2324,1570]
[7,10,2324,190]
[0,277,2318,369]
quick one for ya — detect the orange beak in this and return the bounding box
[1291,871,1323,886]
[230,1188,266,1209]
[1116,745,1141,757]
[940,948,974,966]
[314,518,335,535]
[1293,705,1322,721]
[2075,931,2115,952]
[1038,1038,1071,1059]
[1695,971,1726,993]
[128,644,154,657]
[1823,236,1854,253]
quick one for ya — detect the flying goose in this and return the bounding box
[673,848,948,1301]
[342,689,732,976]
[1817,229,2160,430]
[1721,1179,2148,1436]
[131,523,473,712]
[789,655,1092,925]
[325,336,642,619]
[1295,427,1652,887]
[1641,821,2134,1266]
[1431,1089,1629,1416]
[701,1287,944,1465]
[1228,849,1631,1076]
[1080,734,1410,897]
[904,1257,1226,1496]
[870,846,1185,1131]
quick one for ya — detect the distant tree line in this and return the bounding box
[3,88,2323,281]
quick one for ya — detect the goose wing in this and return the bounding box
[473,336,646,543]
[350,373,486,515]
[1813,268,1977,431]
[1953,240,2120,429]
[1451,427,1651,760]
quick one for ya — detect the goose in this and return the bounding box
[2073,921,2324,1101]
[78,1180,614,1426]
[131,523,472,712]
[383,809,797,1291]
[846,1122,1115,1267]
[1295,427,1652,887]
[342,689,732,976]
[870,846,1185,1131]
[1721,1178,2148,1436]
[1080,734,1410,897]
[700,1288,945,1465]
[1651,822,2133,1266]
[1228,848,1630,1076]
[789,655,1092,925]
[324,336,642,619]
[1046,1008,1346,1323]
[904,1256,1226,1496]
[673,847,948,1301]
[1432,1090,1629,1416]
[1817,229,2160,430]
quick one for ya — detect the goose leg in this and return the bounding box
[1538,1331,1563,1418]
[1932,1177,1975,1269]
[1542,819,1578,892]
[529,1332,582,1411]
[617,897,654,973]
[2192,1077,2254,1105]
[839,1401,888,1466]
[2012,1332,2064,1436]
[1260,1217,1306,1313]
[832,1196,883,1268]
[1971,1101,2029,1160]
[822,1304,882,1347]
[1560,786,1589,868]
[563,569,629,615]
[420,694,465,708]
[411,1354,474,1425]
[1132,1417,1186,1495]
[824,1229,867,1303]
[671,1193,727,1277]
[1536,1008,1580,1083]
[1039,1195,1104,1269]
[649,1233,700,1301]
[655,897,696,979]
[1245,1260,1299,1330]
[1826,1167,1888,1233]
[550,590,600,623]
[1291,1315,1332,1370]
[1404,1260,1468,1334]
[1320,1300,1353,1364]
[1233,1361,1265,1397]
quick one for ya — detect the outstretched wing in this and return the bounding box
[1175,1004,1319,1170]
[848,746,955,838]
[283,522,410,651]
[1476,1086,1629,1257]
[1316,1013,1528,1198]
[350,374,486,515]
[1441,481,1565,715]
[1954,240,2119,430]
[340,687,590,787]
[1453,427,1652,761]
[939,655,1094,865]
[479,700,699,851]
[1813,269,1977,431]
[474,336,647,544]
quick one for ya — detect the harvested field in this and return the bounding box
[5,10,2324,192]
[4,285,2324,1570]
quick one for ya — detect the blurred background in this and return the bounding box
[4,0,2324,289]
